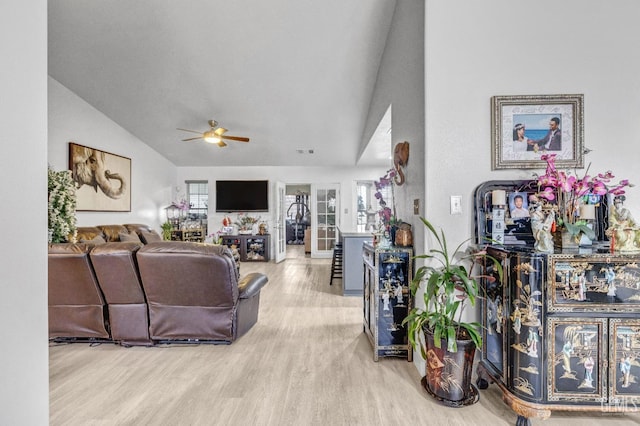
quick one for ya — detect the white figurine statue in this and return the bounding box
[607,195,640,252]
[530,198,555,253]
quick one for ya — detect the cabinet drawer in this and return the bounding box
[547,255,640,313]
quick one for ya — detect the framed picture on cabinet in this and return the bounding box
[491,94,584,170]
[69,142,131,212]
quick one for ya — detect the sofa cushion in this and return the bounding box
[80,235,107,245]
[76,227,104,242]
[119,232,142,243]
[139,230,163,244]
[99,225,129,242]
[124,223,155,235]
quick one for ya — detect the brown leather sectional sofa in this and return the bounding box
[48,224,268,346]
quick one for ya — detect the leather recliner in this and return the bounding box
[48,243,110,340]
[136,242,268,343]
[90,242,152,346]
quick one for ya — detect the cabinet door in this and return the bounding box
[363,258,373,335]
[483,248,508,380]
[609,318,640,405]
[375,249,411,358]
[245,237,267,261]
[547,317,607,403]
[502,252,546,402]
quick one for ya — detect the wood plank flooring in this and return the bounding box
[50,246,640,425]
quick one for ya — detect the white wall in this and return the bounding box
[361,0,425,256]
[423,0,640,369]
[48,77,177,231]
[0,0,49,423]
[425,0,640,247]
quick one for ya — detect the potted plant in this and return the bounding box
[403,217,501,407]
[160,221,173,241]
[48,166,77,243]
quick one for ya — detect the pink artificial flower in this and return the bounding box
[541,154,557,174]
[574,176,591,197]
[591,181,608,195]
[609,186,627,196]
[538,187,556,201]
[597,171,614,181]
[379,207,392,223]
[537,174,557,188]
[557,172,576,193]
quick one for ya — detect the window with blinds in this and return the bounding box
[186,180,208,219]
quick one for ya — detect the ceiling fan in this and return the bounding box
[177,120,250,147]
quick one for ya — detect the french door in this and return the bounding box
[311,183,339,258]
[274,181,286,263]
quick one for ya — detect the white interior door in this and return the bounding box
[274,181,287,263]
[311,183,339,258]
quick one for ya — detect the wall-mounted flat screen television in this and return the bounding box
[215,180,269,212]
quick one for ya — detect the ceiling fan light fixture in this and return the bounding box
[203,131,221,144]
[178,120,249,147]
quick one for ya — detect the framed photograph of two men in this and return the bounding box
[491,94,584,170]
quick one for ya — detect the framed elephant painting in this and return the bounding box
[68,142,131,212]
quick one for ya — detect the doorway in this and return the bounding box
[285,184,311,257]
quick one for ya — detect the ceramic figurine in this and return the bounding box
[607,195,640,252]
[530,198,555,253]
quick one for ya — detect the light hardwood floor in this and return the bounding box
[50,246,640,425]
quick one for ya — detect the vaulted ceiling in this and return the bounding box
[48,1,396,167]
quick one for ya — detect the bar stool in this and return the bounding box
[329,242,343,285]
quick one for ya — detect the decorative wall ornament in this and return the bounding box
[69,142,131,212]
[393,141,409,186]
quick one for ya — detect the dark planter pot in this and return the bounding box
[421,327,479,407]
[389,225,397,246]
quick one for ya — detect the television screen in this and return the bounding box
[215,180,269,212]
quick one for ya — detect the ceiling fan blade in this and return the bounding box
[220,135,250,142]
[177,128,204,135]
[182,136,203,142]
[217,140,228,148]
[214,127,228,136]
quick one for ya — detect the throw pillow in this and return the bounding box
[140,230,163,243]
[119,232,141,243]
[80,235,107,245]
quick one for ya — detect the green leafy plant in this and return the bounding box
[160,221,173,240]
[403,218,502,354]
[48,166,77,243]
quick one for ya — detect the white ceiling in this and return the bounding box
[48,0,396,167]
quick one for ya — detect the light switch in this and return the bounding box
[450,195,462,215]
[413,199,420,215]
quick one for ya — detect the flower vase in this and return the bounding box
[389,225,397,246]
[553,229,580,250]
[374,232,392,248]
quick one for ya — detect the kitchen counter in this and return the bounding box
[338,228,373,296]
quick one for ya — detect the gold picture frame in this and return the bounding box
[491,94,584,170]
